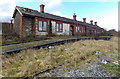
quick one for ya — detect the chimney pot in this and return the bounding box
[73,13,76,20]
[90,20,93,24]
[94,22,97,25]
[83,18,86,22]
[40,4,45,13]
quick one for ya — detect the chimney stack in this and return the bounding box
[83,18,86,22]
[90,20,93,24]
[73,13,76,20]
[40,4,45,13]
[94,22,97,25]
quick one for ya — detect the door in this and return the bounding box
[70,25,74,36]
[48,20,52,36]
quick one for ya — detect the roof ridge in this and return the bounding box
[16,6,86,24]
[16,6,38,12]
[14,5,101,28]
[44,12,83,23]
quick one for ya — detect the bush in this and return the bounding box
[3,33,19,41]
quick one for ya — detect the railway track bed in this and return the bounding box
[1,36,111,54]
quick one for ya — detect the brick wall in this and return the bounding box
[1,22,10,35]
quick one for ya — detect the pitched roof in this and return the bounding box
[13,6,102,29]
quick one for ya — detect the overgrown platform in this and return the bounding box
[1,37,118,77]
[1,36,111,54]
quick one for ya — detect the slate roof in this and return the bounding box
[13,6,103,29]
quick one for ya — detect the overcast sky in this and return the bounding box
[0,0,119,31]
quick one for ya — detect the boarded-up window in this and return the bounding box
[39,21,42,31]
[76,26,80,32]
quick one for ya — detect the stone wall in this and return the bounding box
[13,11,20,35]
[23,17,34,37]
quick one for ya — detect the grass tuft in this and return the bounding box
[1,36,118,77]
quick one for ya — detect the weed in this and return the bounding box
[1,37,118,77]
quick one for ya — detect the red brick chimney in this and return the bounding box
[90,20,93,24]
[40,4,45,13]
[83,18,86,22]
[73,13,76,20]
[94,22,97,25]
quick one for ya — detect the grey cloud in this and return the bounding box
[0,16,11,22]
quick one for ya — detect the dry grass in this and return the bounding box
[1,42,42,52]
[1,35,80,52]
[1,36,118,77]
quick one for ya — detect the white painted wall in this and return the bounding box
[36,20,70,36]
[51,21,70,35]
[36,31,47,35]
[63,23,70,35]
[51,21,56,34]
[36,21,47,36]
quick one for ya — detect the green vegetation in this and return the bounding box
[2,33,102,45]
[1,37,118,77]
[1,42,40,52]
[98,62,119,76]
[1,35,95,52]
[2,33,48,45]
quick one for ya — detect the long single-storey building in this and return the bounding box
[11,4,105,39]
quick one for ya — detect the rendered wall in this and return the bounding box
[51,21,70,35]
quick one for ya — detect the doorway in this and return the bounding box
[70,25,74,36]
[48,20,52,36]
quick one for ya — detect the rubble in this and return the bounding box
[96,51,101,54]
[101,60,108,64]
[64,48,70,51]
[47,63,115,77]
[48,46,54,49]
